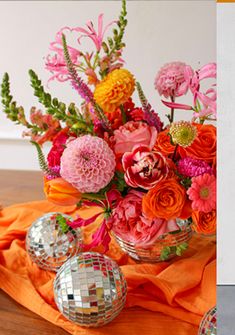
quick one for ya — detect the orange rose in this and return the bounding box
[192,210,216,235]
[44,177,81,206]
[142,178,186,220]
[153,129,175,157]
[179,124,216,166]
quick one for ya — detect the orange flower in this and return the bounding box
[179,124,216,166]
[192,210,216,235]
[154,129,175,156]
[142,178,186,220]
[94,69,135,113]
[44,177,81,206]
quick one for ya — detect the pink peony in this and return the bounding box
[111,190,178,246]
[187,173,216,213]
[113,121,158,156]
[122,145,169,190]
[154,61,188,98]
[60,135,116,193]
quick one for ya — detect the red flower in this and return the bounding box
[122,145,169,190]
[47,129,69,167]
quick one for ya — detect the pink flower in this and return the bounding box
[73,14,116,52]
[187,173,216,213]
[110,190,179,246]
[113,121,158,156]
[177,157,213,178]
[60,135,116,193]
[154,62,188,98]
[122,145,169,190]
[45,29,81,84]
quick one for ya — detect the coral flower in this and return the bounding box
[169,121,197,147]
[192,210,216,235]
[111,190,179,246]
[154,129,175,157]
[142,178,186,220]
[179,123,216,166]
[122,145,169,190]
[94,69,135,113]
[44,177,81,206]
[113,121,158,156]
[60,135,116,193]
[154,62,188,98]
[187,173,216,213]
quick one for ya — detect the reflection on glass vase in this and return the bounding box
[112,219,192,263]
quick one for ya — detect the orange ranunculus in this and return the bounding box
[179,123,216,166]
[192,210,216,235]
[44,177,81,206]
[142,178,186,220]
[153,129,175,157]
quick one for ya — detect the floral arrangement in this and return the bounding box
[0,0,216,258]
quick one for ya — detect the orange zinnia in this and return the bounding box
[192,210,216,235]
[44,177,81,206]
[142,178,186,220]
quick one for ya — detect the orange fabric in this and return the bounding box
[0,200,216,335]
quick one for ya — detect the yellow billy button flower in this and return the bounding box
[169,121,197,147]
[94,68,135,113]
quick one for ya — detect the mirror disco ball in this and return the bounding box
[54,252,127,327]
[198,306,217,335]
[26,212,82,272]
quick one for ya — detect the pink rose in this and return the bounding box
[122,145,169,190]
[113,121,158,156]
[110,190,178,247]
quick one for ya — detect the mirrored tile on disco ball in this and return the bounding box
[54,252,127,327]
[26,212,83,272]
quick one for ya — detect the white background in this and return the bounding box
[217,4,235,285]
[0,0,215,170]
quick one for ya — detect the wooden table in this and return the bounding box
[0,170,69,335]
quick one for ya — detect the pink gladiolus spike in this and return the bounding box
[68,212,103,228]
[161,100,192,110]
[198,63,216,81]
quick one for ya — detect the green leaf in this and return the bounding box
[55,214,70,234]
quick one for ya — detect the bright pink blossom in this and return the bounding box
[45,29,81,83]
[73,14,116,52]
[154,62,188,98]
[122,145,169,190]
[60,135,116,193]
[187,173,216,213]
[47,130,69,168]
[113,121,158,156]
[177,157,213,178]
[110,190,179,247]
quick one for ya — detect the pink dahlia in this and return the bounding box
[122,145,169,190]
[110,190,178,246]
[187,173,216,213]
[113,121,158,156]
[154,61,188,98]
[177,157,213,178]
[60,135,116,193]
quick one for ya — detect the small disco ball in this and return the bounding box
[26,212,82,272]
[198,306,217,335]
[54,252,127,327]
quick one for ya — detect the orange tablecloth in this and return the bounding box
[0,200,216,335]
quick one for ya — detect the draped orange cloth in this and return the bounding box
[0,200,216,335]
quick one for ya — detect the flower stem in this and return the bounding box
[172,144,179,162]
[170,96,175,123]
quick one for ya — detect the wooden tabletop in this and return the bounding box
[0,170,69,335]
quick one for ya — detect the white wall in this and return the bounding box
[0,0,216,170]
[217,4,235,285]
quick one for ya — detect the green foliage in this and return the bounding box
[160,242,188,261]
[31,141,57,176]
[55,214,70,234]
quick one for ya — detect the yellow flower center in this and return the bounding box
[200,187,209,199]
